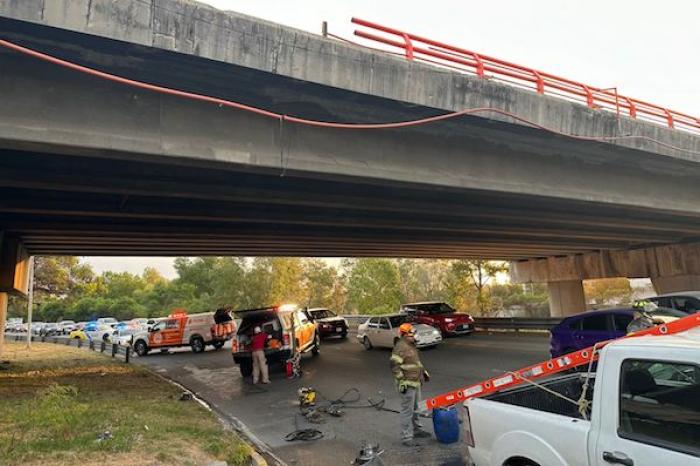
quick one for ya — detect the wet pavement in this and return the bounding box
[136,332,550,466]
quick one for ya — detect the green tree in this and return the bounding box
[446,260,508,315]
[584,278,632,307]
[33,257,94,302]
[302,259,338,308]
[345,259,402,314]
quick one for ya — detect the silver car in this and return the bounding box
[357,314,442,350]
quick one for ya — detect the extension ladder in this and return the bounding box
[421,312,700,411]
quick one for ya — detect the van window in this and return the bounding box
[619,359,700,456]
[368,317,379,328]
[297,311,309,325]
[580,314,609,332]
[378,318,390,330]
[165,319,178,330]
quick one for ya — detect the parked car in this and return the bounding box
[357,314,442,350]
[31,322,45,335]
[57,320,77,334]
[132,310,225,357]
[109,327,137,346]
[7,318,23,332]
[232,304,319,377]
[465,324,700,466]
[39,322,59,337]
[307,308,348,339]
[646,291,700,314]
[69,328,88,340]
[549,308,635,358]
[83,321,114,342]
[96,317,118,328]
[400,301,474,336]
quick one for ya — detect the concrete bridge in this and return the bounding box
[1,0,700,322]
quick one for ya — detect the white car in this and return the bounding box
[57,320,77,334]
[357,314,442,350]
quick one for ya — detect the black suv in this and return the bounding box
[307,308,348,339]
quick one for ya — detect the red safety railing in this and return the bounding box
[351,18,700,134]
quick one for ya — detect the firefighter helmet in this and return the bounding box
[399,323,415,335]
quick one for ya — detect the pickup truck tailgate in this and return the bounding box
[467,396,590,466]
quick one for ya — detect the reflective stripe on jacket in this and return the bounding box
[390,337,423,386]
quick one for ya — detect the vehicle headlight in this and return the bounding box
[433,329,440,335]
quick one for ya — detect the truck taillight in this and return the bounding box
[463,405,475,447]
[231,339,238,353]
[283,334,290,346]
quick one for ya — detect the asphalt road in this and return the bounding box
[136,332,551,466]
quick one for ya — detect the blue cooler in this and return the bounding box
[432,405,460,444]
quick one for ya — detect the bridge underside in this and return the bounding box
[2,148,700,258]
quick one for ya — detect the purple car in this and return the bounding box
[549,308,635,358]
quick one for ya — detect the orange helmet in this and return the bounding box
[399,323,415,335]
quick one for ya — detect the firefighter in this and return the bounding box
[390,323,431,446]
[251,326,270,384]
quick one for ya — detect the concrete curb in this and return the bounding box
[147,370,287,466]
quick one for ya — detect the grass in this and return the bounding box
[0,342,252,465]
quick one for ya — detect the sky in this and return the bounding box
[84,0,700,279]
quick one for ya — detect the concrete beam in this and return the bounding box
[0,234,30,295]
[511,242,700,283]
[651,275,700,294]
[547,280,586,317]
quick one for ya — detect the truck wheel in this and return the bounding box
[134,340,149,357]
[190,336,205,353]
[102,333,110,342]
[212,340,225,350]
[239,360,253,377]
[312,333,320,356]
[340,330,347,339]
[505,458,540,466]
[363,336,373,350]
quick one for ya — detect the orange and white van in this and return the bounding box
[132,310,230,356]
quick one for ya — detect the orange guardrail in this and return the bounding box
[351,18,700,134]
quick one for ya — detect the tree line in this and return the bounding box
[10,256,623,323]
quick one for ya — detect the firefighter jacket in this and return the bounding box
[390,337,424,388]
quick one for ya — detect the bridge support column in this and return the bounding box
[0,234,31,357]
[547,280,586,317]
[651,275,700,294]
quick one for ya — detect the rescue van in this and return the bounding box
[132,309,231,356]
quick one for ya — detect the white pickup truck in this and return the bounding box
[465,328,700,466]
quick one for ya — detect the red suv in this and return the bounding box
[400,302,474,337]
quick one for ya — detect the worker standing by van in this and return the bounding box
[251,326,270,384]
[390,323,431,446]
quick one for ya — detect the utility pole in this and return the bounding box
[26,256,34,349]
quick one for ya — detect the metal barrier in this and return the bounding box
[342,315,559,332]
[351,18,700,134]
[5,332,131,363]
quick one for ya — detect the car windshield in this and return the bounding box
[310,309,336,319]
[389,315,408,327]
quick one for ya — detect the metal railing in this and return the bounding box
[342,316,558,332]
[351,18,700,134]
[5,332,131,363]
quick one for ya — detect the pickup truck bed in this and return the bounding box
[486,373,594,419]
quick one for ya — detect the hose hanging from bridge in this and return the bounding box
[1,38,699,156]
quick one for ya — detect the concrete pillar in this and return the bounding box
[0,292,7,358]
[651,275,700,294]
[547,280,586,317]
